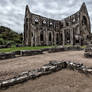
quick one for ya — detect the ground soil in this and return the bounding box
[0,51,92,92]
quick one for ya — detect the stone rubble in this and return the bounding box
[84,45,92,58]
[0,52,16,60]
[0,60,92,89]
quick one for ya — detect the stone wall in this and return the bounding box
[24,3,91,46]
[84,45,92,58]
[0,46,83,60]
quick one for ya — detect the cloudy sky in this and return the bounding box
[0,0,92,33]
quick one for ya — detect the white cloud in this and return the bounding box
[0,0,27,33]
[0,0,92,33]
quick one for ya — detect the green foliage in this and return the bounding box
[0,26,23,45]
[0,38,5,45]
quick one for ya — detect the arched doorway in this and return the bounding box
[49,32,52,42]
[60,33,63,45]
[56,33,59,45]
[40,31,44,41]
[65,30,70,45]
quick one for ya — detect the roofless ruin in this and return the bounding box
[24,2,91,46]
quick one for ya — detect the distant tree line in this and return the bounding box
[0,26,23,45]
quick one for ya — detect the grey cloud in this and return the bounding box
[0,0,92,33]
[29,0,92,31]
[0,0,27,33]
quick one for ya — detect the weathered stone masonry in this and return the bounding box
[24,2,91,46]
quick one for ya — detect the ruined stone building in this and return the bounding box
[24,2,91,46]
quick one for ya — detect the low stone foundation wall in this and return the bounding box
[48,46,83,53]
[0,52,16,60]
[21,50,43,56]
[48,47,65,53]
[0,46,83,60]
[84,52,92,58]
[66,46,83,51]
[84,45,92,58]
[0,60,92,89]
[0,50,43,60]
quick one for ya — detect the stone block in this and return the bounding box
[15,75,29,84]
[21,50,43,56]
[0,52,16,60]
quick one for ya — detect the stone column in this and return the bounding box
[52,31,54,45]
[34,31,36,46]
[46,29,48,46]
[70,28,74,45]
[31,30,34,47]
[38,31,40,46]
[51,32,53,45]
[54,31,56,45]
[63,30,65,46]
[35,30,38,46]
[27,23,30,46]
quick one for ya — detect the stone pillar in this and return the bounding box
[31,32,33,47]
[27,23,30,46]
[38,31,40,46]
[35,31,38,46]
[52,31,54,45]
[54,31,56,45]
[37,31,39,46]
[43,30,47,46]
[51,32,53,45]
[79,36,82,46]
[70,28,74,45]
[46,29,48,46]
[63,30,65,46]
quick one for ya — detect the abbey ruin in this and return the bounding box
[24,3,91,46]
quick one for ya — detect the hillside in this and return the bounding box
[0,26,23,45]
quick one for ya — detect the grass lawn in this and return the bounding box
[0,45,86,53]
[0,46,54,53]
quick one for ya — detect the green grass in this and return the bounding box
[0,46,53,53]
[81,45,86,49]
[0,45,86,53]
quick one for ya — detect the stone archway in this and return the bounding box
[49,32,52,42]
[56,33,59,45]
[65,30,70,45]
[60,33,63,45]
[40,31,44,41]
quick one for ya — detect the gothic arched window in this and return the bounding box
[43,20,46,24]
[35,18,39,24]
[82,16,87,26]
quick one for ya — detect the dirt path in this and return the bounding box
[0,51,92,92]
[1,70,92,92]
[0,51,92,81]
